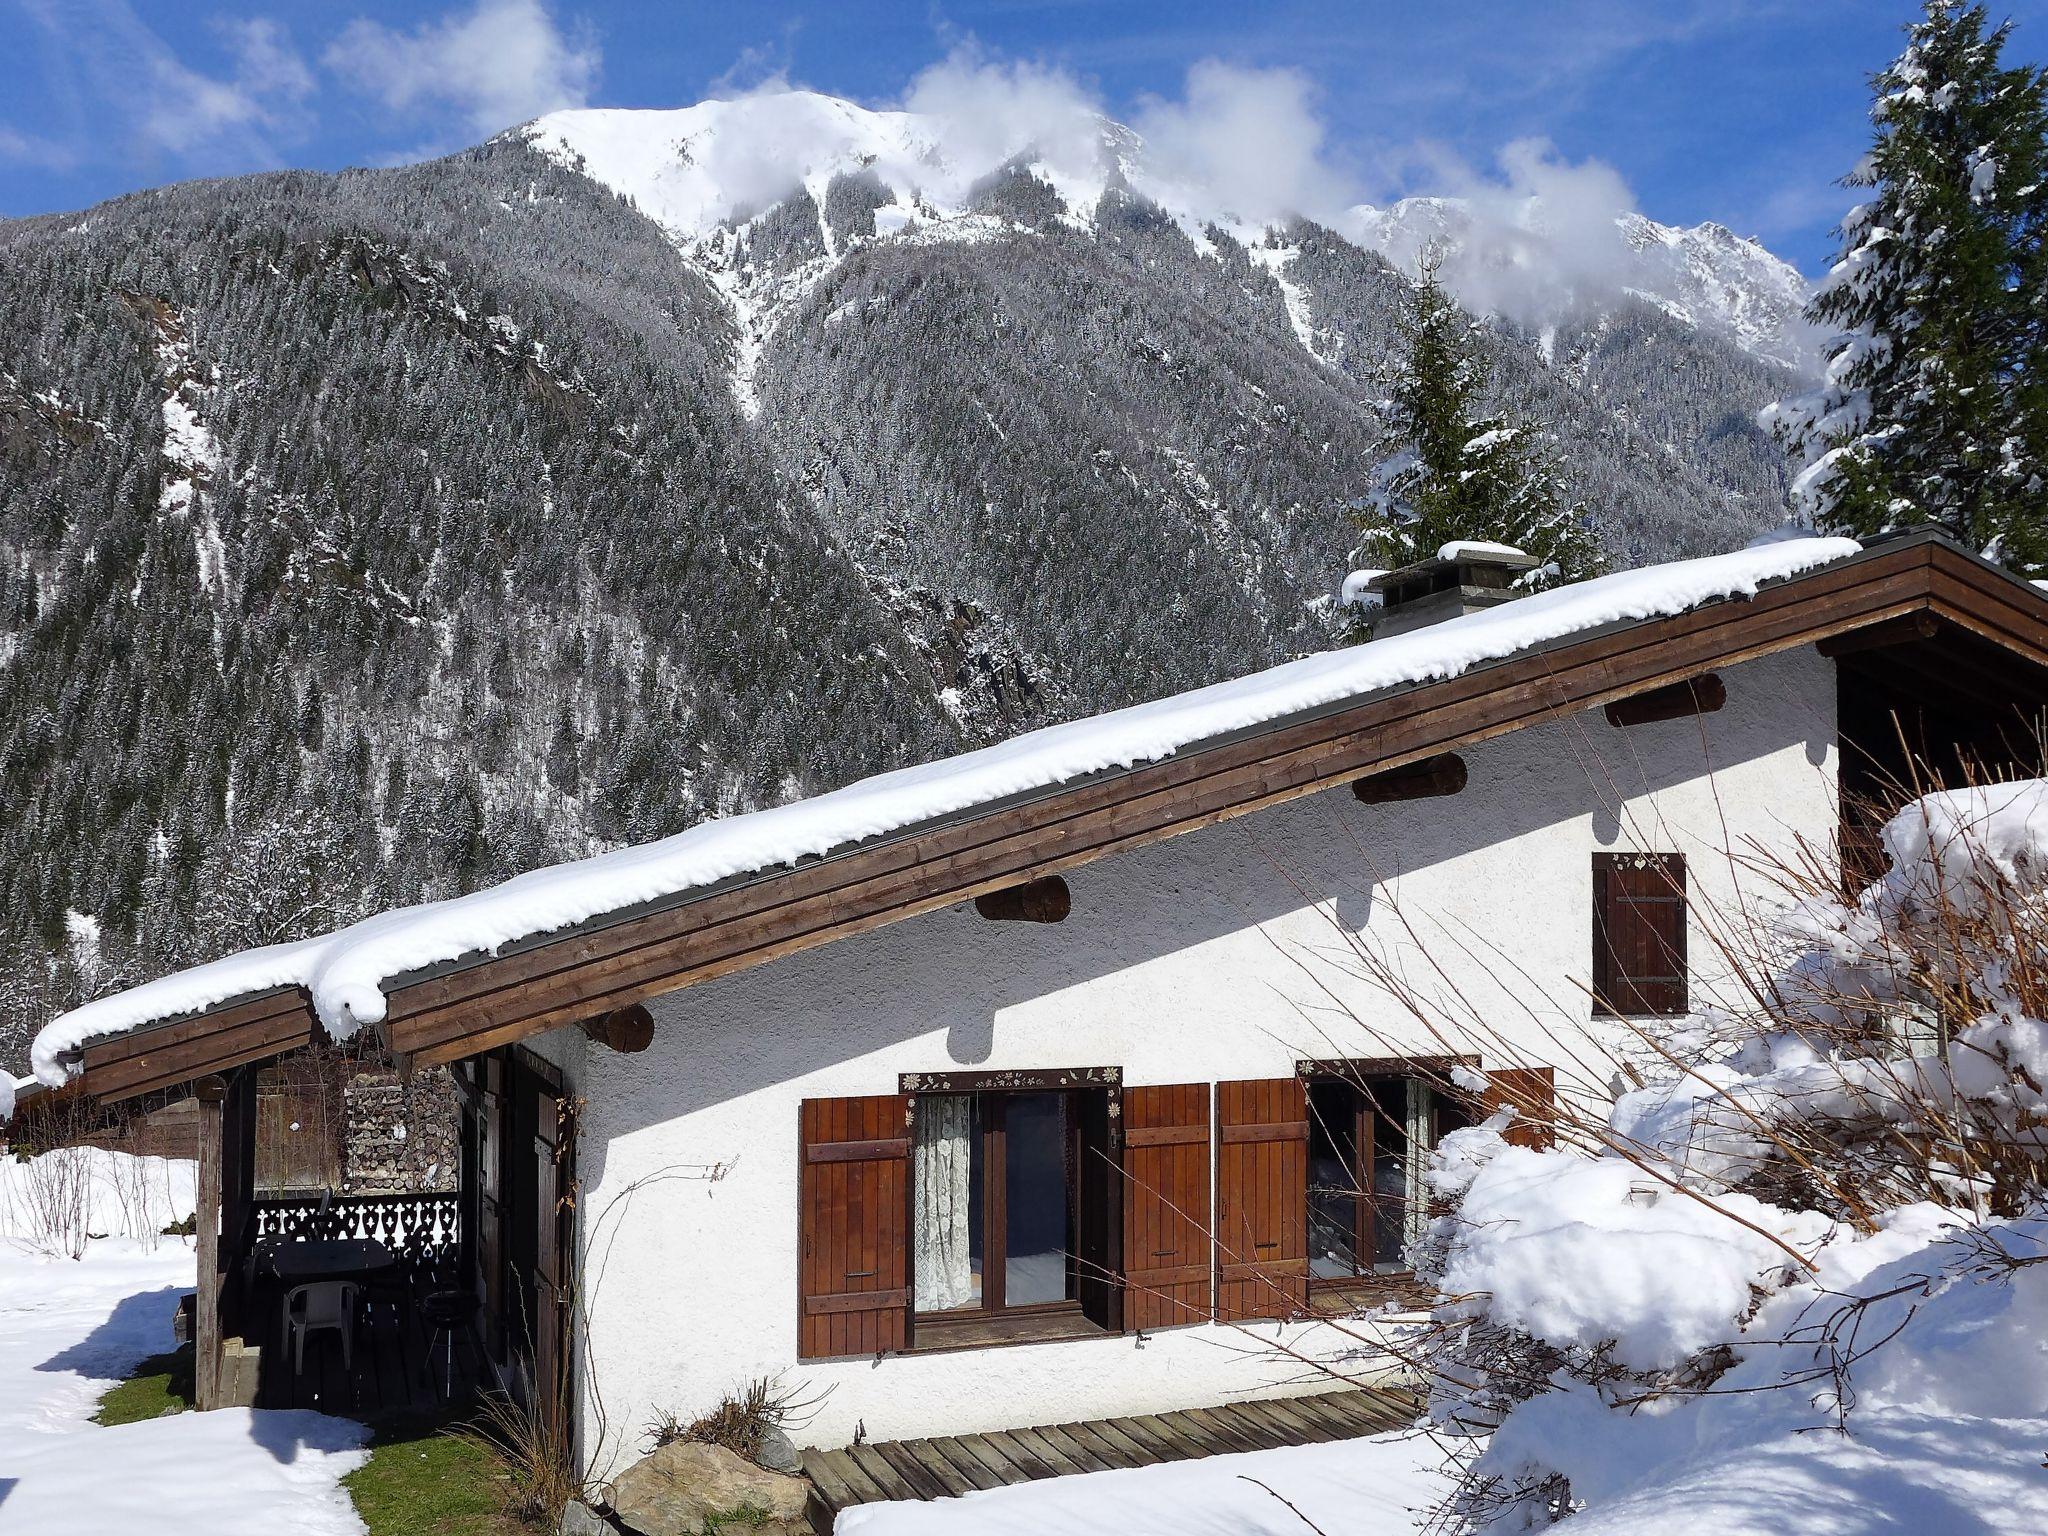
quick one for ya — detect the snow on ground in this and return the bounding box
[0,1153,369,1535]
[838,1428,1451,1536]
[33,535,1860,1077]
[0,1144,195,1256]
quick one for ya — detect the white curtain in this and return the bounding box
[914,1094,977,1312]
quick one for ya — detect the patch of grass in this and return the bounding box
[343,1419,525,1536]
[93,1346,194,1425]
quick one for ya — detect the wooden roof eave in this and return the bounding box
[62,532,2048,1098]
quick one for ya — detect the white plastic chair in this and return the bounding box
[285,1281,358,1375]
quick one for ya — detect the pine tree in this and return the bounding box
[1353,249,1601,585]
[1767,1,2048,571]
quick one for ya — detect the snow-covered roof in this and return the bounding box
[31,537,1866,1087]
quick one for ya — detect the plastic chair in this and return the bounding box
[285,1280,359,1375]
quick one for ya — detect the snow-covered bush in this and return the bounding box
[1404,779,2048,1531]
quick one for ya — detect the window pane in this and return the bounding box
[1308,1081,1360,1279]
[1002,1091,1072,1305]
[913,1094,983,1312]
[1367,1079,1410,1272]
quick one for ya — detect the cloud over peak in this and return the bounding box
[325,0,600,139]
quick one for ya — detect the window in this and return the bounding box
[906,1072,1118,1339]
[1305,1072,1467,1284]
[1593,853,1688,1017]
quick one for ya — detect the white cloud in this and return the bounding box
[899,46,1106,194]
[1130,61,1353,226]
[0,124,79,171]
[325,0,599,139]
[141,18,314,155]
[14,2,312,164]
[1351,137,1651,327]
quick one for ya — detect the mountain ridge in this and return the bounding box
[0,116,1802,1067]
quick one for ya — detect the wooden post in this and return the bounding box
[193,1074,226,1410]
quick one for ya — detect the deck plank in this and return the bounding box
[1031,1423,1114,1473]
[953,1433,1033,1484]
[1247,1397,1348,1444]
[843,1443,919,1501]
[1080,1417,1169,1466]
[799,1389,1411,1520]
[926,1437,1007,1491]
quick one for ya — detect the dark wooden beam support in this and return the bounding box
[193,1073,225,1410]
[974,875,1072,924]
[579,1003,655,1054]
[1817,610,1943,657]
[1350,753,1467,804]
[1604,673,1727,728]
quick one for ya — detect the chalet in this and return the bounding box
[14,528,2048,1494]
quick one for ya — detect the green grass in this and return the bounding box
[94,1353,528,1534]
[342,1420,523,1536]
[93,1346,194,1425]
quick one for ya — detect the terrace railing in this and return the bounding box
[250,1190,461,1264]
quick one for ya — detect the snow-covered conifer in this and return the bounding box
[1766,1,2048,572]
[1353,249,1602,587]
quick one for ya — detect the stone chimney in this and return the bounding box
[1364,542,1541,638]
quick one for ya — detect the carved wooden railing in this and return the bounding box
[250,1191,461,1263]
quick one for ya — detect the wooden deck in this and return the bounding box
[250,1275,486,1419]
[799,1386,1418,1521]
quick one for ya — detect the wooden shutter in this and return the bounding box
[1593,853,1688,1016]
[798,1095,911,1360]
[1477,1066,1556,1150]
[1215,1078,1308,1322]
[1121,1084,1212,1331]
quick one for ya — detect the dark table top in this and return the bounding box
[264,1237,397,1285]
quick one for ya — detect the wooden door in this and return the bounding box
[1121,1084,1212,1330]
[798,1095,911,1359]
[476,1056,506,1357]
[1215,1078,1309,1322]
[531,1086,575,1438]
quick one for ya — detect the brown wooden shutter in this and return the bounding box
[1478,1066,1556,1150]
[1121,1084,1212,1331]
[798,1094,911,1360]
[1593,853,1688,1016]
[1215,1078,1308,1322]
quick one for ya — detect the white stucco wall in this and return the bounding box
[558,646,1838,1472]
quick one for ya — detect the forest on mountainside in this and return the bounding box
[0,138,1800,1066]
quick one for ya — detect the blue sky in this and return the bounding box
[7,0,2048,272]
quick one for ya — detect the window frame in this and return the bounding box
[899,1067,1119,1341]
[1297,1057,1472,1296]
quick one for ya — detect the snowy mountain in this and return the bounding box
[522,91,1816,374]
[1347,194,1815,370]
[0,97,1806,1066]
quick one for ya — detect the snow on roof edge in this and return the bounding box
[31,536,1864,1086]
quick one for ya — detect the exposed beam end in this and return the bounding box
[580,1003,656,1054]
[1817,610,1945,657]
[974,875,1072,924]
[1351,753,1468,805]
[1605,673,1727,729]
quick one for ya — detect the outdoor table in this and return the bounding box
[265,1237,398,1285]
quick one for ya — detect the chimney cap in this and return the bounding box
[1366,541,1544,637]
[1367,541,1541,595]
